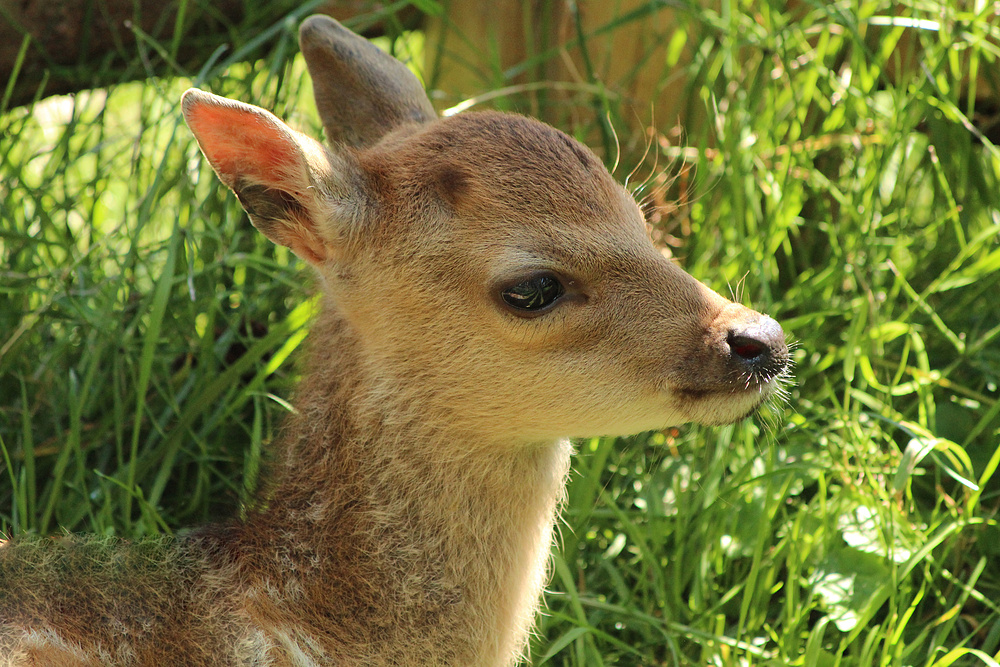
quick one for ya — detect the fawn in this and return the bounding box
[0,15,789,667]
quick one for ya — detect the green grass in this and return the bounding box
[2,1,999,665]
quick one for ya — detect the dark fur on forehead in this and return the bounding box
[431,161,473,209]
[380,111,619,220]
[419,111,602,171]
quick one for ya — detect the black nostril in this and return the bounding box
[726,316,788,368]
[729,334,767,361]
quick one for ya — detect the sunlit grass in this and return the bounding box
[530,2,1000,665]
[1,1,999,666]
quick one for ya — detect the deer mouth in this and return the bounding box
[669,369,786,426]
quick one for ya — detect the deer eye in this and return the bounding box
[500,274,565,312]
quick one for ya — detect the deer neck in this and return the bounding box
[242,306,573,665]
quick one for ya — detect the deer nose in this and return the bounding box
[726,315,789,380]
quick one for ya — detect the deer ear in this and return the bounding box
[181,88,364,265]
[298,14,436,148]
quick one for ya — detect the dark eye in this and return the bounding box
[500,274,565,312]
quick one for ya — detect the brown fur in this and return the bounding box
[0,16,789,667]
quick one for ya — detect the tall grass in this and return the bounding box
[1,1,998,665]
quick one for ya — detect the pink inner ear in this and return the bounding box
[186,102,300,184]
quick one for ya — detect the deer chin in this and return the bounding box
[668,380,780,427]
